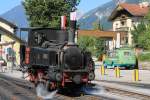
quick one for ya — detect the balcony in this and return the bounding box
[115,26,129,31]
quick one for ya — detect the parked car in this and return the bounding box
[103,47,138,69]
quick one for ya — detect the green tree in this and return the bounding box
[77,36,96,55]
[23,0,80,27]
[138,26,150,50]
[78,36,105,57]
[95,38,105,58]
[92,20,103,30]
[131,8,150,50]
[131,21,146,47]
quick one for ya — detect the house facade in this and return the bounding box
[0,17,24,67]
[109,2,149,45]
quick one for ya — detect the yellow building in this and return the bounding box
[0,17,24,67]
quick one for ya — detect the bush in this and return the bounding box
[77,36,105,58]
[77,36,96,55]
[138,53,150,61]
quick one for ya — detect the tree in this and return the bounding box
[138,26,150,50]
[131,8,150,50]
[92,19,103,30]
[131,21,146,47]
[77,36,96,55]
[23,0,80,27]
[78,36,106,57]
[95,38,105,58]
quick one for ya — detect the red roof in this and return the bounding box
[109,3,150,21]
[120,3,149,16]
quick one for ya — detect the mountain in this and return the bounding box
[0,4,28,28]
[0,5,28,39]
[78,0,140,30]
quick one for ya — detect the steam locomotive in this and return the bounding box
[20,28,95,90]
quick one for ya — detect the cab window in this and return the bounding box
[108,51,116,58]
[124,52,131,56]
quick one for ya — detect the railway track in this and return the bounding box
[0,74,108,100]
[2,73,150,100]
[106,87,150,100]
[0,77,37,100]
[94,81,150,100]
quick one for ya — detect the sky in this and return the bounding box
[0,0,112,15]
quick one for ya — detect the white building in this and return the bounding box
[109,2,149,45]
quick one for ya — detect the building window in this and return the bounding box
[121,20,126,26]
[121,21,125,26]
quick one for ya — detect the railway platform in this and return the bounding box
[95,68,150,85]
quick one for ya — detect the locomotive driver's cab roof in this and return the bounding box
[19,28,68,47]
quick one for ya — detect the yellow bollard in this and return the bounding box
[118,67,120,77]
[115,67,120,78]
[101,65,105,76]
[115,67,117,77]
[133,69,139,81]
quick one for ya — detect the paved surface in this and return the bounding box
[139,61,150,70]
[0,70,107,100]
[1,67,150,100]
[95,68,150,85]
[0,73,37,100]
[1,70,24,79]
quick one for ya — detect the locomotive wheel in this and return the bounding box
[88,72,95,81]
[55,73,63,82]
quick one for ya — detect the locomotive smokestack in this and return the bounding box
[69,11,77,44]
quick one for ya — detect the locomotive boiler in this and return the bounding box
[20,28,95,90]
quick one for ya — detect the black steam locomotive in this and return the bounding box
[20,28,95,89]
